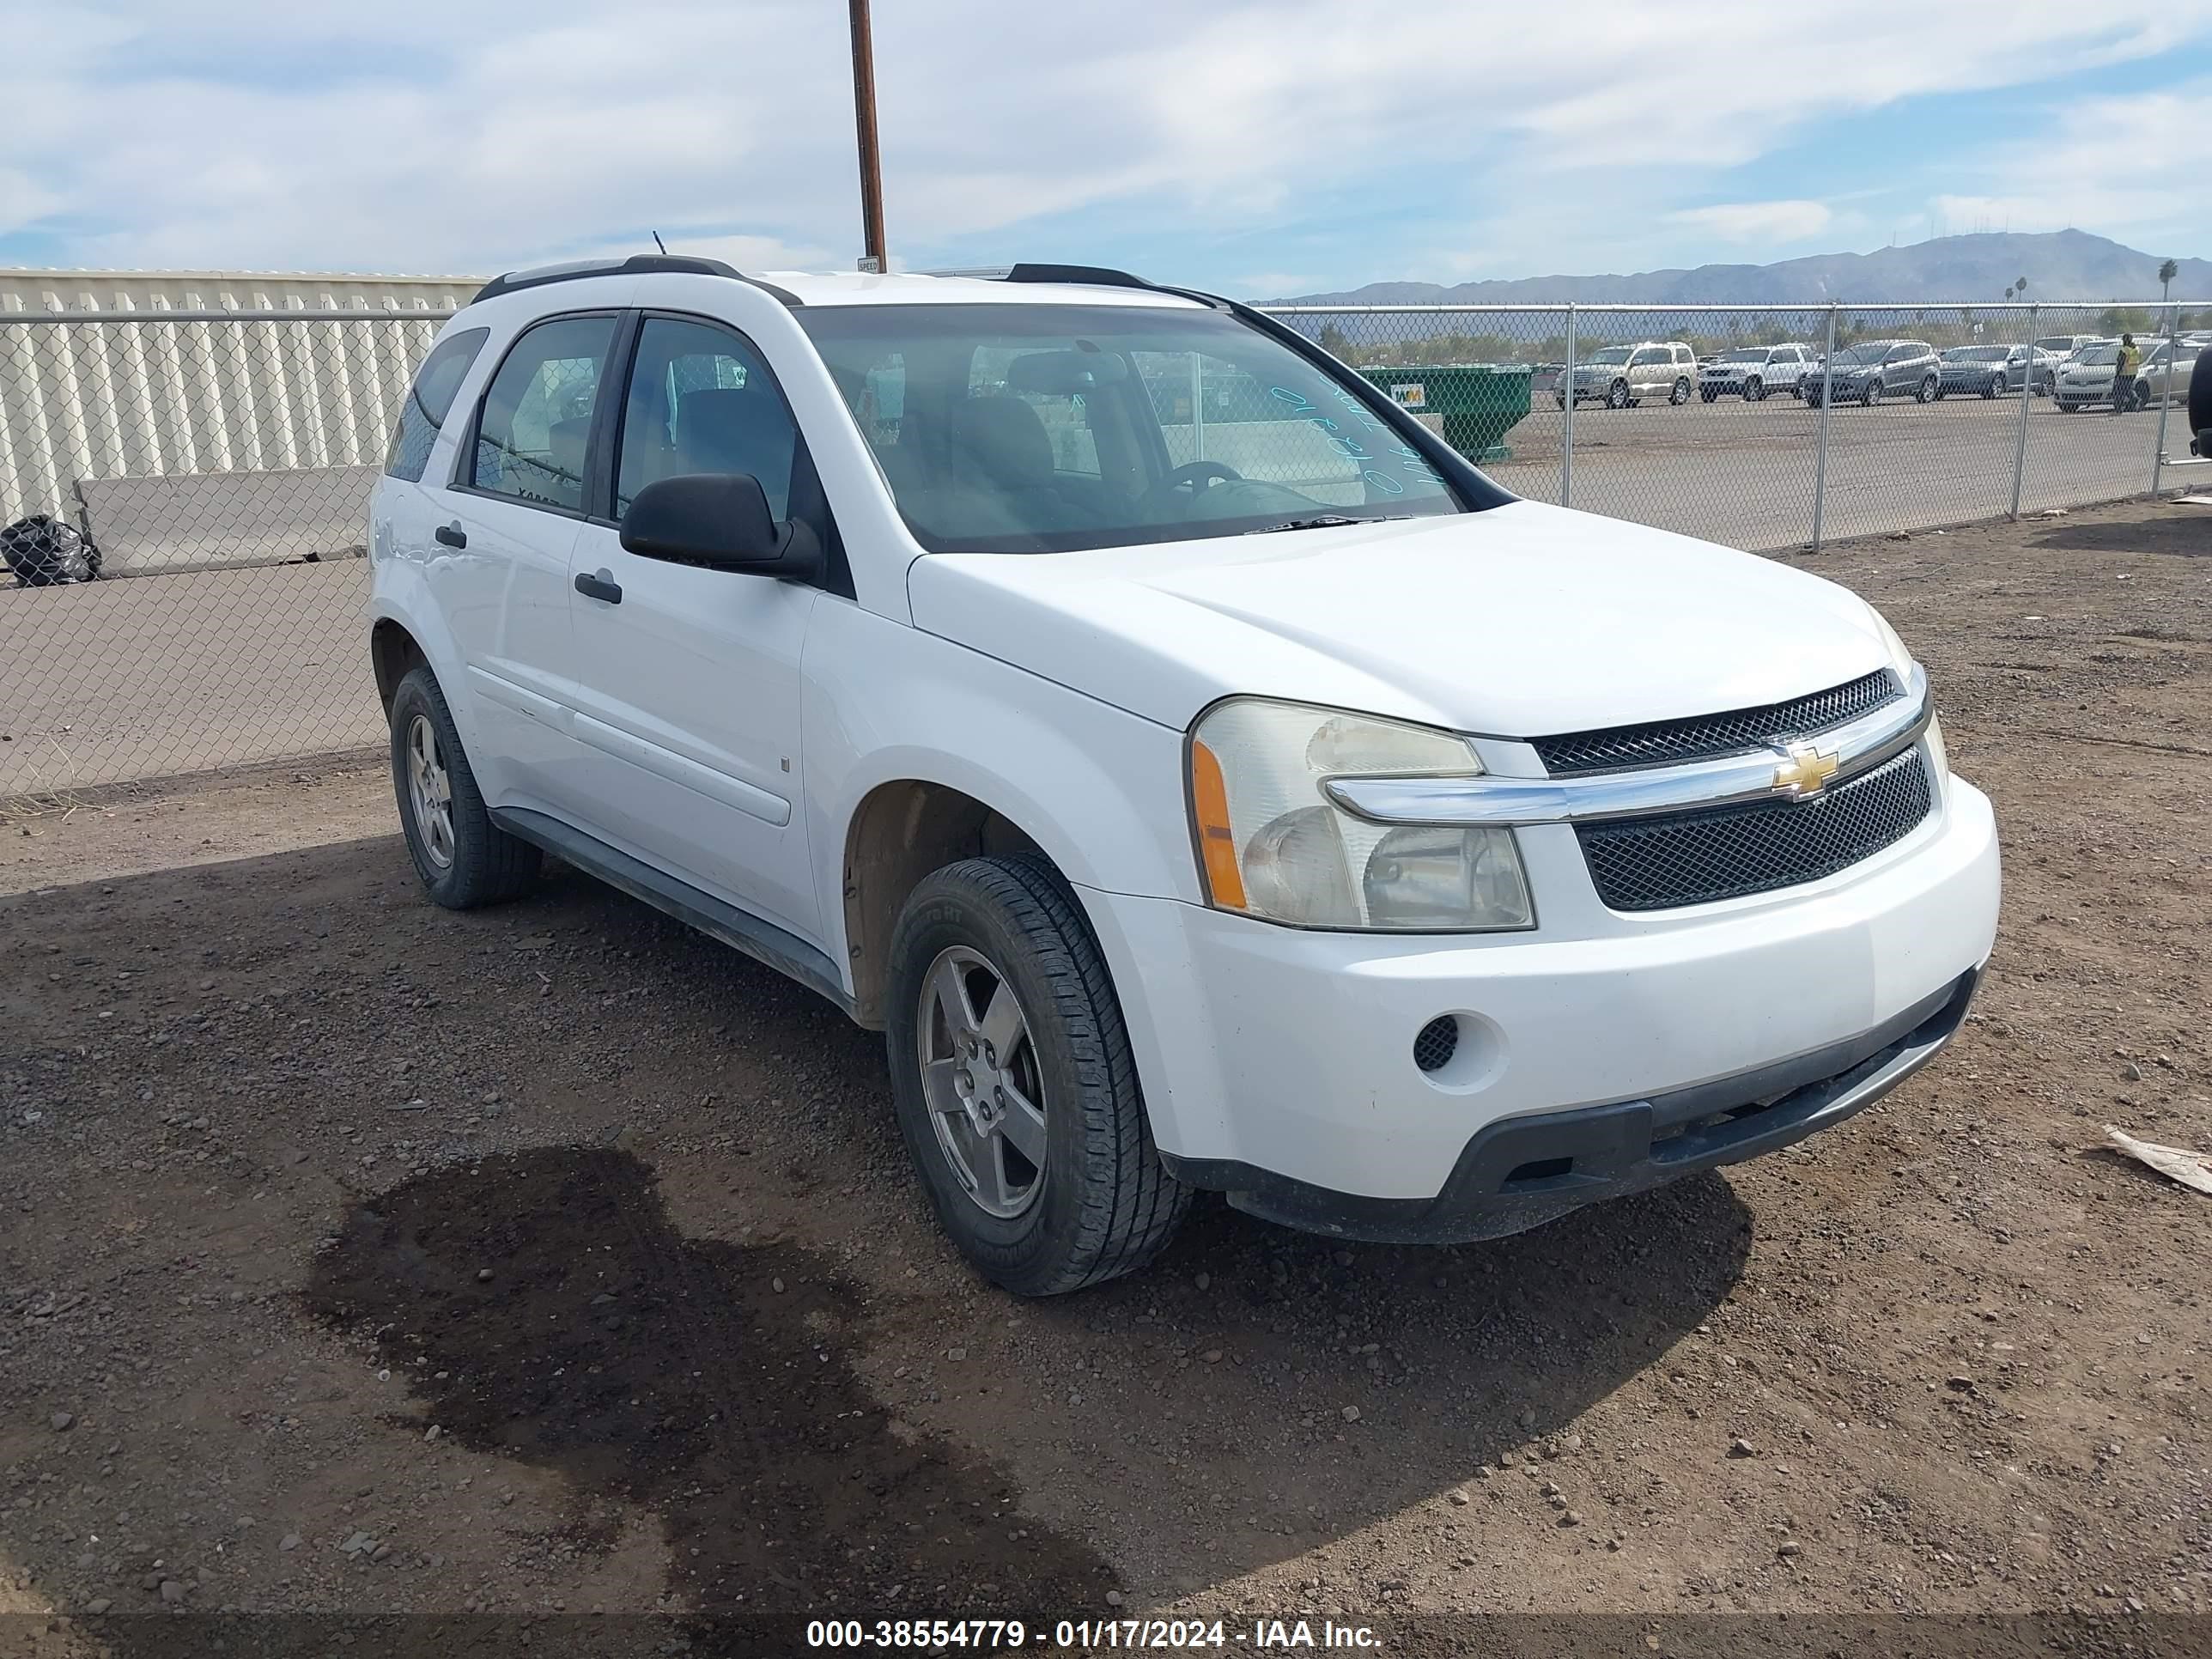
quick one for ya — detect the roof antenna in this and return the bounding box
[652,231,668,255]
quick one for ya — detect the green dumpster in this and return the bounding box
[1356,364,1532,463]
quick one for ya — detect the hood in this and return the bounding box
[904,501,1894,736]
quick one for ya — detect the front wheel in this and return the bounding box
[387,666,540,908]
[1606,380,1630,410]
[1863,379,1882,407]
[886,857,1189,1296]
[1915,374,1939,404]
[2136,381,2158,412]
[1744,378,1765,402]
[1669,377,1691,405]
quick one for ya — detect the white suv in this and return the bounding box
[368,255,1999,1294]
[1699,343,1814,402]
[1555,341,1698,408]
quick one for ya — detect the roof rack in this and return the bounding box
[469,253,806,310]
[1001,263,1158,290]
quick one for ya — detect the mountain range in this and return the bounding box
[1270,230,2209,307]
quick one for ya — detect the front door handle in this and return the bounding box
[433,522,466,549]
[574,569,623,605]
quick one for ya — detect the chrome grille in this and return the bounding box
[1577,748,1934,912]
[1531,669,1901,776]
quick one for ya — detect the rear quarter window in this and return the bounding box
[385,327,489,483]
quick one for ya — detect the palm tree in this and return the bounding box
[2015,276,2027,297]
[2159,258,2179,302]
[2003,285,2014,302]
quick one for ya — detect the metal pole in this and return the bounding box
[1560,303,1575,510]
[848,0,889,272]
[2010,301,2035,520]
[1811,305,1836,550]
[1190,350,1206,461]
[2151,303,2177,496]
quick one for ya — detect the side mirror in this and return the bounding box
[619,473,823,580]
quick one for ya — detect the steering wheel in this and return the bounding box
[1161,460,1243,493]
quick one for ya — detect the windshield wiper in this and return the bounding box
[1243,514,1410,535]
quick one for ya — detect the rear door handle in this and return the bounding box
[574,569,623,605]
[433,522,466,549]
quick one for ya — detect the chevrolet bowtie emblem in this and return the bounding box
[1772,742,1841,798]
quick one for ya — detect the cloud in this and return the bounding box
[1936,82,2212,257]
[3,0,2209,287]
[1670,201,1835,244]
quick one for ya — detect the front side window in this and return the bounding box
[1584,347,1632,366]
[470,313,618,513]
[1628,347,1664,367]
[386,327,489,483]
[800,303,1474,555]
[614,316,798,519]
[1717,349,1764,363]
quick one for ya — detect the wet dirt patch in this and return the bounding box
[303,1147,1116,1638]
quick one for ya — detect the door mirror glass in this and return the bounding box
[619,472,820,579]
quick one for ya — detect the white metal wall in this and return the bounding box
[0,270,477,526]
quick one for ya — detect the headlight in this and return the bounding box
[1188,700,1533,932]
[1868,607,1916,685]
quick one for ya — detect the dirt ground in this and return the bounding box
[2,497,2208,1656]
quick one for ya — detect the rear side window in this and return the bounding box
[469,314,618,513]
[385,327,489,483]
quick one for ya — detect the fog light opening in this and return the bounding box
[1413,1015,1459,1073]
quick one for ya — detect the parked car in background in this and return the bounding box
[2056,342,2125,411]
[2034,335,2101,361]
[1802,341,1941,406]
[1936,345,2059,399]
[1556,342,1697,409]
[2127,337,2201,411]
[1699,343,1814,402]
[366,254,1997,1292]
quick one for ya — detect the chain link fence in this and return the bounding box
[2,297,2205,804]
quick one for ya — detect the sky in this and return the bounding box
[3,0,2209,296]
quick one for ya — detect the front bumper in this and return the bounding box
[1081,777,1998,1241]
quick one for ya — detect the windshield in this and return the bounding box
[1584,347,1632,365]
[799,303,1474,555]
[1832,344,1888,366]
[2079,345,2119,365]
[1717,349,1765,362]
[1944,348,2006,362]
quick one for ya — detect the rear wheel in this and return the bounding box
[1744,378,1765,402]
[2136,380,2158,412]
[886,856,1188,1296]
[1916,374,1939,404]
[387,666,540,909]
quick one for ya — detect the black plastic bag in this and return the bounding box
[1,514,101,586]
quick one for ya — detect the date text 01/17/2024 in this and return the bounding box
[804,1618,1382,1649]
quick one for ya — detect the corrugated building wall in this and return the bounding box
[0,270,478,525]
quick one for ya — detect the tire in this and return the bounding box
[1915,374,1938,404]
[387,665,541,909]
[1607,380,1630,410]
[1935,385,1948,400]
[1863,379,1881,407]
[885,855,1189,1296]
[1669,377,1691,405]
[1745,378,1764,402]
[2136,381,2157,413]
[2060,400,2081,413]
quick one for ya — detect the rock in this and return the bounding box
[50,1411,74,1432]
[1202,1349,1224,1364]
[1729,1437,1757,1458]
[280,1534,301,1553]
[476,1268,494,1283]
[1105,1591,1125,1608]
[1561,1510,1583,1527]
[1341,1406,1362,1423]
[1447,1489,1470,1506]
[772,1277,787,1294]
[1946,1375,1975,1392]
[2122,1062,2143,1082]
[1193,1273,1211,1291]
[159,1580,186,1604]
[85,1600,112,1616]
[1778,1540,1802,1559]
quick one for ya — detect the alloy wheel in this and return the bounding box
[916,945,1048,1219]
[405,714,455,870]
